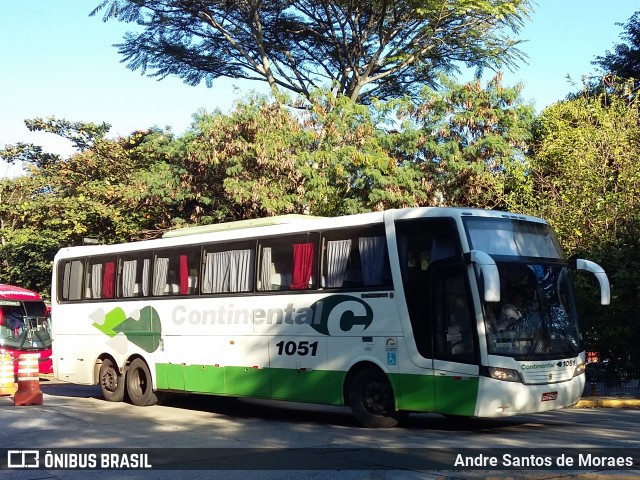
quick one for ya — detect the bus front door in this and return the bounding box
[431,266,480,416]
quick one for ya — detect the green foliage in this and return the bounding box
[0,227,62,298]
[91,0,532,103]
[184,92,427,218]
[0,176,69,296]
[527,81,640,256]
[390,73,534,208]
[526,80,640,374]
[25,117,112,152]
[0,143,61,171]
[1,76,538,295]
[593,11,640,81]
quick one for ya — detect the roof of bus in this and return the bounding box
[0,284,41,301]
[162,214,326,238]
[53,207,547,259]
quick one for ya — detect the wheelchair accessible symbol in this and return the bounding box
[387,352,396,365]
[386,338,397,365]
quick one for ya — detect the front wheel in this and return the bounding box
[99,358,125,402]
[348,367,404,428]
[126,358,158,406]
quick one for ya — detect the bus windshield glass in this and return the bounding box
[463,217,564,259]
[464,217,579,359]
[482,263,580,359]
[0,300,52,351]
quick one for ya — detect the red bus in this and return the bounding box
[0,284,53,374]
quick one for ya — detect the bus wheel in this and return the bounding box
[99,358,125,402]
[348,367,401,428]
[126,358,157,406]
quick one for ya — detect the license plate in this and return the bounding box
[541,391,558,401]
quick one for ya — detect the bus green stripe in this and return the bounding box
[155,363,343,405]
[155,363,478,415]
[394,373,479,416]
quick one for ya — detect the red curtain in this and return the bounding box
[102,262,115,299]
[291,243,315,290]
[179,255,189,295]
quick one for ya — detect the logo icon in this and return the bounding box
[92,306,162,352]
[308,295,374,336]
[8,450,39,468]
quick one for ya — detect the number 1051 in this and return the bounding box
[275,340,318,356]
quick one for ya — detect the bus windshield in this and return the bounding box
[464,216,564,259]
[483,262,580,359]
[463,216,580,359]
[0,300,52,351]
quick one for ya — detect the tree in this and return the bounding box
[593,11,640,80]
[0,76,535,294]
[525,80,640,377]
[0,119,194,294]
[184,92,428,218]
[91,0,532,103]
[1,119,185,265]
[0,174,75,295]
[388,73,534,208]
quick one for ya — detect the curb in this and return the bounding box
[574,397,640,408]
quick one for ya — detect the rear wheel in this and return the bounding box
[126,358,158,406]
[99,358,125,402]
[348,367,403,428]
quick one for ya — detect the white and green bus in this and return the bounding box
[51,208,610,427]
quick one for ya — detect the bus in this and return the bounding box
[50,208,610,427]
[0,284,53,374]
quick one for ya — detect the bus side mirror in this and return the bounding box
[467,250,501,303]
[574,259,610,305]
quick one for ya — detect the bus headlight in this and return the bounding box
[488,367,522,383]
[573,362,586,377]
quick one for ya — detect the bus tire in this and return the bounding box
[347,367,401,428]
[126,358,157,406]
[99,358,125,402]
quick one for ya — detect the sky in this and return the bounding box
[2,1,639,177]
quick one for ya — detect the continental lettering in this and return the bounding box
[171,303,326,327]
[521,363,556,370]
[170,295,373,336]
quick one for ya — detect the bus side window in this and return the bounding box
[152,248,200,296]
[119,255,152,298]
[179,249,201,295]
[323,239,353,288]
[257,234,319,291]
[153,255,170,295]
[60,260,84,301]
[202,243,255,294]
[435,272,475,360]
[358,236,388,286]
[85,257,116,299]
[320,226,390,289]
[258,244,291,290]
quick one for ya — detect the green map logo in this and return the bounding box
[92,306,162,353]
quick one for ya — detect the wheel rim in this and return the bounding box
[131,365,148,399]
[362,380,392,416]
[101,367,118,393]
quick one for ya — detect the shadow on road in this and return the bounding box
[40,379,102,399]
[161,392,530,432]
[38,381,532,432]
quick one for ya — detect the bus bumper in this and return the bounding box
[474,374,585,417]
